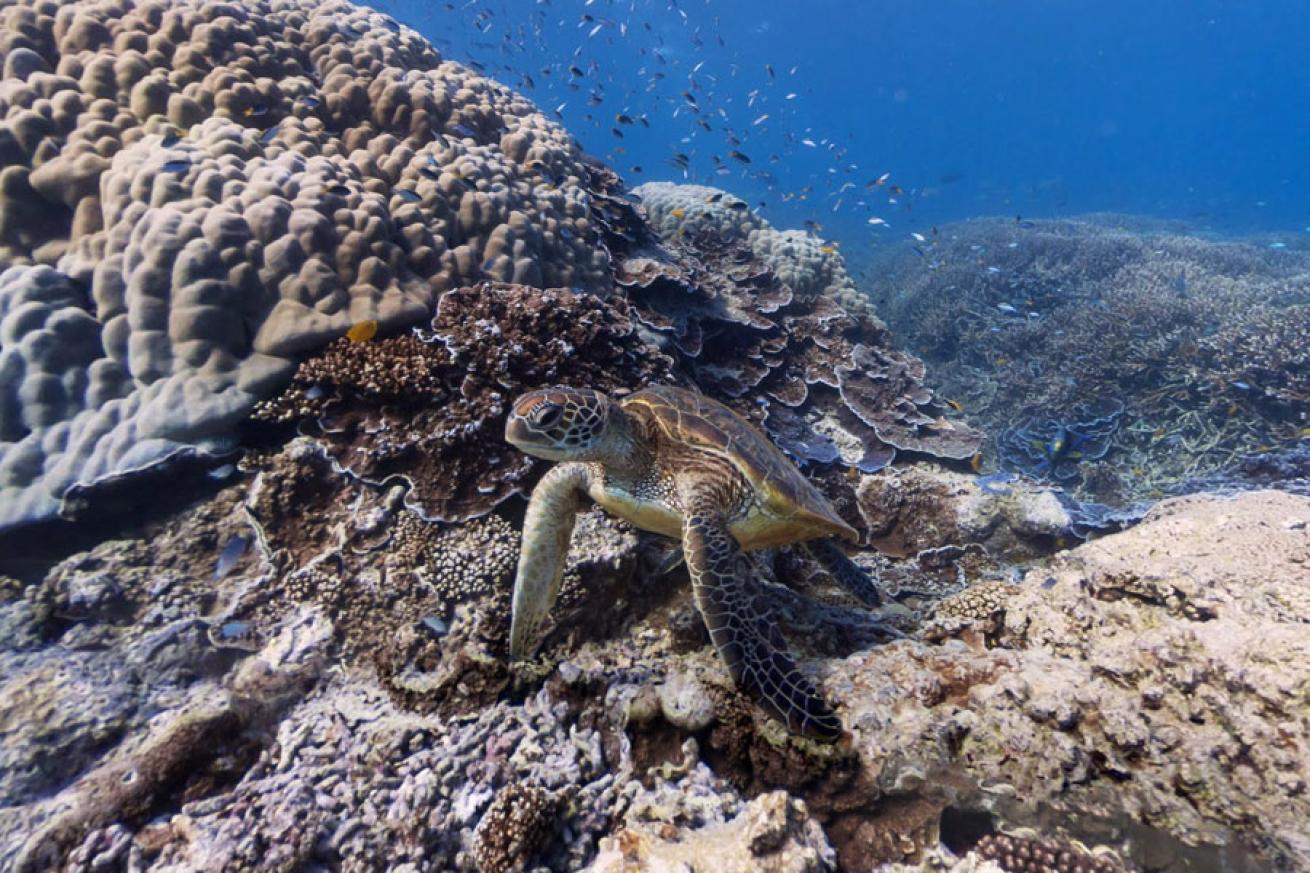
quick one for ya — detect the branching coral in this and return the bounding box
[872,216,1310,498]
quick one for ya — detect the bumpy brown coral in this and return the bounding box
[0,0,612,530]
[472,782,556,873]
[973,832,1126,873]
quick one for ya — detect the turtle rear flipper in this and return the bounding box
[681,498,843,741]
[804,538,883,607]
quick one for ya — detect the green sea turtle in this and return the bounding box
[505,383,886,739]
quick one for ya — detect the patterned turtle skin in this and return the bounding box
[504,384,885,740]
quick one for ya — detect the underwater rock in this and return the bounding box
[855,463,1084,561]
[588,790,835,873]
[0,0,610,530]
[829,489,1310,870]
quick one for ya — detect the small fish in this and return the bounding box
[785,92,798,100]
[910,232,926,242]
[872,172,891,187]
[994,356,1009,366]
[997,302,1018,313]
[986,266,1002,274]
[670,207,686,218]
[260,125,280,144]
[302,95,321,108]
[819,245,837,254]
[395,189,422,203]
[1231,380,1252,390]
[752,114,769,126]
[327,184,351,196]
[615,113,634,124]
[243,104,269,118]
[346,319,379,343]
[214,534,249,580]
[162,159,191,173]
[945,399,963,412]
[215,621,251,641]
[970,452,983,473]
[801,138,817,147]
[1268,241,1287,250]
[728,150,751,164]
[207,464,236,480]
[867,217,887,227]
[420,616,450,637]
[451,122,477,138]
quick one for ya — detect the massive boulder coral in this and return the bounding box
[0,0,610,530]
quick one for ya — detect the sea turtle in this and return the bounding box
[505,383,886,739]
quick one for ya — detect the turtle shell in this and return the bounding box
[623,385,857,543]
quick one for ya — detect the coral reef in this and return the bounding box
[622,181,982,476]
[871,217,1310,498]
[0,0,610,529]
[254,282,672,522]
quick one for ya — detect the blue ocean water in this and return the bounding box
[379,0,1310,249]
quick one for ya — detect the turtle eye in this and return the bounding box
[530,402,564,430]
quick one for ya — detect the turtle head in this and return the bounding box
[506,387,618,462]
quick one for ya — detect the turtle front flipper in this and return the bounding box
[804,538,883,607]
[681,496,843,741]
[510,462,593,659]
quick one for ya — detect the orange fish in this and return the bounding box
[970,452,983,473]
[346,319,379,343]
[670,207,686,219]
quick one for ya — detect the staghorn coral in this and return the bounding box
[872,216,1310,498]
[0,0,613,530]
